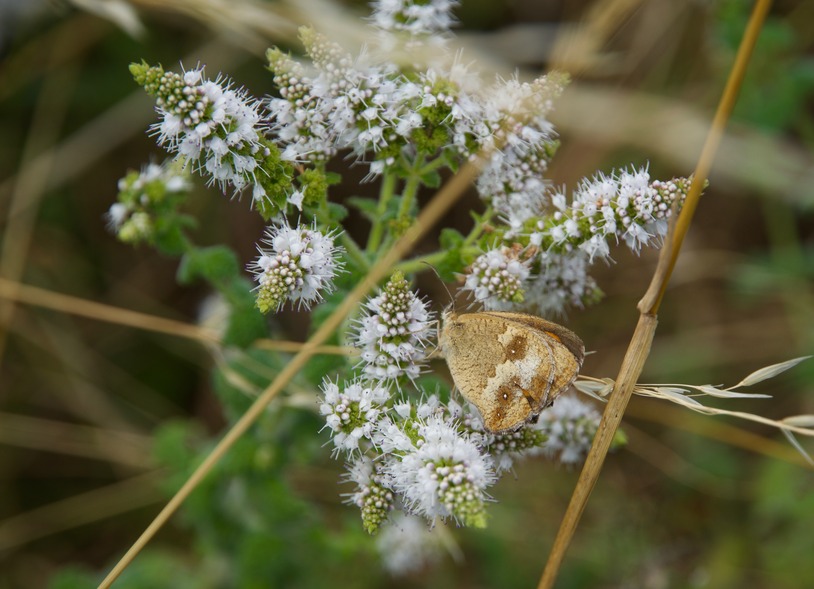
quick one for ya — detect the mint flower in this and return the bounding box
[524,251,602,316]
[250,223,343,313]
[107,162,191,244]
[375,513,443,576]
[130,62,271,202]
[346,456,395,534]
[319,379,392,456]
[370,0,459,37]
[532,169,691,259]
[475,75,564,225]
[385,416,495,527]
[462,246,530,309]
[536,395,602,464]
[354,272,435,382]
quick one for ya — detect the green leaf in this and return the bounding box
[325,202,349,223]
[177,245,240,286]
[420,169,442,188]
[439,227,465,250]
[436,247,465,282]
[347,196,379,221]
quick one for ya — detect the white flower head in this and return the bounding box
[375,512,444,576]
[354,271,435,383]
[463,246,530,309]
[384,415,495,527]
[135,63,268,199]
[524,251,601,316]
[319,378,392,456]
[535,395,601,464]
[345,455,395,534]
[107,161,191,244]
[249,222,344,314]
[370,0,459,38]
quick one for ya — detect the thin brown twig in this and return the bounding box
[537,1,773,587]
[0,277,356,356]
[97,160,482,589]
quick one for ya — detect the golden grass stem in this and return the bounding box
[0,277,357,356]
[537,2,773,587]
[97,161,481,589]
[0,277,220,343]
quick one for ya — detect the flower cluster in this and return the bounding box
[463,246,531,309]
[533,169,692,258]
[319,372,607,538]
[375,513,444,576]
[249,223,343,313]
[265,9,564,184]
[319,379,391,455]
[107,162,191,244]
[370,0,459,38]
[130,62,273,204]
[385,416,494,528]
[536,395,603,464]
[464,168,692,315]
[346,457,395,534]
[354,272,435,382]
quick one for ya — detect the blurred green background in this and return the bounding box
[1,0,813,587]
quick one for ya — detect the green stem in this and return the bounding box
[462,206,495,247]
[417,156,448,176]
[312,202,369,271]
[395,246,481,275]
[366,172,397,252]
[397,156,426,219]
[338,232,370,272]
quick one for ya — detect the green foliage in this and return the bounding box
[178,246,266,346]
[436,227,468,281]
[717,0,814,131]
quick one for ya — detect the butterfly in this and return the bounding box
[440,311,585,433]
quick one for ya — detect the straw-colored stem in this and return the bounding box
[537,1,773,587]
[0,277,220,344]
[97,160,481,589]
[0,277,358,356]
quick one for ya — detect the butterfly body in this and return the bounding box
[440,311,585,433]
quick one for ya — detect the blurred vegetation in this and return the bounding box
[0,1,812,588]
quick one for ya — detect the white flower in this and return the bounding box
[370,0,459,37]
[354,272,435,382]
[535,395,601,464]
[249,222,344,313]
[345,456,395,534]
[375,513,444,576]
[319,379,391,456]
[138,63,269,199]
[524,251,600,316]
[384,416,494,526]
[107,161,190,244]
[462,247,530,309]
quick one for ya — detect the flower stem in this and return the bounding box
[395,246,481,275]
[339,232,370,272]
[462,206,494,247]
[366,172,396,252]
[397,156,426,219]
